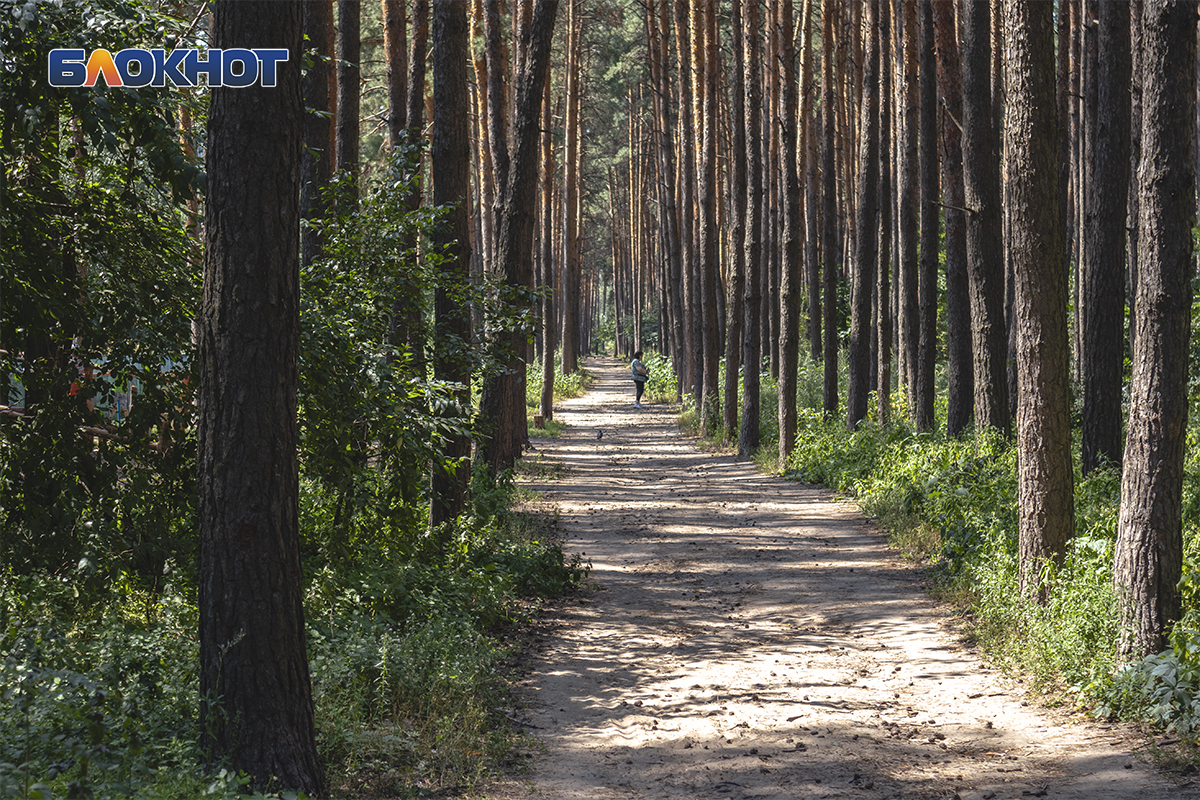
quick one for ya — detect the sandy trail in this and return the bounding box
[489,356,1193,800]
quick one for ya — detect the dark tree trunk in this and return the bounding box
[778,0,803,459]
[539,48,556,422]
[725,0,747,442]
[400,0,429,373]
[740,0,764,458]
[648,0,685,394]
[1081,0,1131,474]
[1127,0,1142,360]
[301,0,334,270]
[1003,0,1074,602]
[898,0,919,420]
[699,0,721,435]
[430,0,473,529]
[932,0,970,437]
[197,2,324,793]
[877,0,893,425]
[1114,0,1195,657]
[960,0,1010,435]
[821,0,840,419]
[336,0,360,188]
[675,0,697,396]
[916,0,938,432]
[383,0,407,148]
[847,0,879,431]
[479,0,558,474]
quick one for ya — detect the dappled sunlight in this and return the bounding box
[499,357,1173,800]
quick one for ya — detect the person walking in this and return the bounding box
[631,350,649,408]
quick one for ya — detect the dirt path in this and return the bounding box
[489,357,1193,800]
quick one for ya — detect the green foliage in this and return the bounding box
[526,352,593,408]
[1103,611,1200,740]
[1,0,202,584]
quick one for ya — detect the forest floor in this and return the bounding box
[483,356,1196,800]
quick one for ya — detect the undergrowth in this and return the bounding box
[0,469,588,798]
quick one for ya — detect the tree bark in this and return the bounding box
[778,0,803,459]
[335,0,360,190]
[1003,0,1075,602]
[961,0,1010,435]
[560,0,581,376]
[821,0,840,419]
[847,0,879,431]
[539,50,555,422]
[430,0,473,529]
[1081,0,1131,473]
[724,0,747,442]
[198,2,324,792]
[898,0,919,420]
[479,0,559,474]
[916,0,938,432]
[699,0,721,435]
[876,0,893,426]
[301,0,334,270]
[1114,0,1195,657]
[383,0,407,148]
[740,0,764,458]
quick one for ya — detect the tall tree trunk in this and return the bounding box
[430,0,473,529]
[778,0,803,460]
[401,0,429,372]
[960,0,1010,434]
[648,0,685,392]
[740,0,764,458]
[383,0,407,149]
[699,0,721,435]
[915,0,938,432]
[1081,0,1131,473]
[932,0,971,436]
[821,0,840,419]
[560,0,581,375]
[877,0,893,425]
[479,0,559,474]
[847,0,879,431]
[336,0,360,192]
[301,0,334,269]
[725,0,747,442]
[674,0,697,397]
[198,2,324,793]
[539,51,555,422]
[1114,0,1195,656]
[898,0,920,422]
[1003,0,1074,602]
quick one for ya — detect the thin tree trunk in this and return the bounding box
[336,0,360,191]
[1081,0,1131,473]
[778,0,804,459]
[740,0,764,457]
[898,0,919,422]
[539,48,555,421]
[383,0,407,148]
[821,0,839,419]
[877,0,893,425]
[961,0,1010,434]
[699,0,721,434]
[561,0,581,375]
[847,0,879,431]
[916,0,938,432]
[725,0,747,441]
[301,0,334,269]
